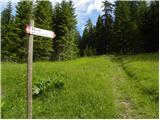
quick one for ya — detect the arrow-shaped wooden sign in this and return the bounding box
[26,25,56,38]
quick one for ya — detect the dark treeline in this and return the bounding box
[1,0,159,62]
[79,0,159,56]
[1,0,79,62]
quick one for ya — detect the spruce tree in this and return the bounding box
[1,1,12,40]
[95,15,105,55]
[127,1,148,53]
[141,1,159,52]
[52,0,78,61]
[79,28,87,56]
[1,1,13,61]
[76,30,81,56]
[81,19,95,56]
[113,1,132,54]
[33,0,53,61]
[138,1,148,51]
[102,0,113,53]
[127,1,140,53]
[13,1,32,62]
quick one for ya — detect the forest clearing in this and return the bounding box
[1,53,158,118]
[1,0,159,119]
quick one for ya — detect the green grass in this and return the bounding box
[1,54,159,118]
[111,53,159,118]
[123,53,159,118]
[122,53,159,101]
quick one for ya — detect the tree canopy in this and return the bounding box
[1,0,159,62]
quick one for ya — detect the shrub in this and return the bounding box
[32,77,64,97]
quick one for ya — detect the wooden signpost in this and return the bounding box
[26,19,56,119]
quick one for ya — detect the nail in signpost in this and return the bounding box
[26,20,56,119]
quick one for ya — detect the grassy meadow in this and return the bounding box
[1,53,159,118]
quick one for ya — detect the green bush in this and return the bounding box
[32,77,64,97]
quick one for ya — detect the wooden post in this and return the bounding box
[27,19,34,119]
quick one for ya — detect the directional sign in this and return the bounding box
[26,25,56,38]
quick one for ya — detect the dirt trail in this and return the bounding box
[109,56,138,118]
